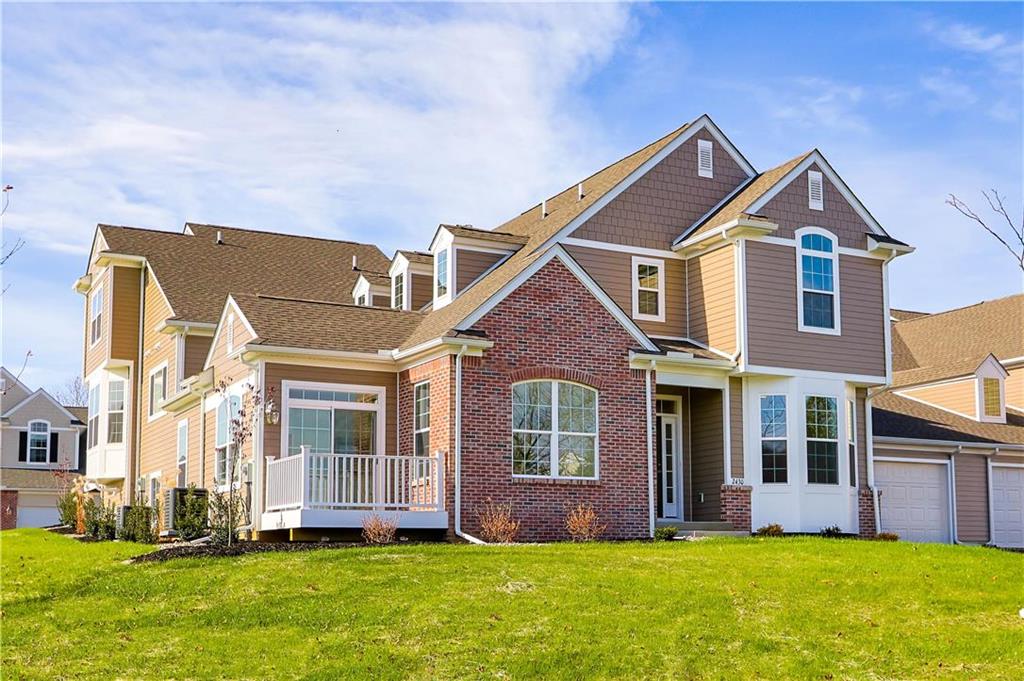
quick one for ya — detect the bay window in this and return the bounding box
[759,395,788,484]
[512,380,598,479]
[107,379,124,444]
[847,399,857,488]
[805,396,838,485]
[797,230,839,333]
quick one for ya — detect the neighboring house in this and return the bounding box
[0,367,87,529]
[70,112,1015,545]
[870,296,1024,547]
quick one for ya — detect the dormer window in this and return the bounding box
[697,139,713,178]
[796,228,840,335]
[435,249,449,299]
[975,355,1007,423]
[982,378,1001,417]
[393,272,405,310]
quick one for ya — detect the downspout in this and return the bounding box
[950,446,960,544]
[132,267,147,503]
[646,362,655,538]
[453,344,484,544]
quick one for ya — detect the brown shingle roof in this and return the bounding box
[0,468,63,491]
[682,151,812,241]
[99,223,391,324]
[397,120,697,350]
[890,309,930,322]
[891,294,1023,388]
[440,224,528,246]
[65,406,87,424]
[356,271,391,288]
[397,250,433,266]
[233,294,424,354]
[873,392,1024,445]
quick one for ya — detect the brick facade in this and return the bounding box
[1,490,18,530]
[858,488,877,538]
[455,257,652,541]
[720,484,751,532]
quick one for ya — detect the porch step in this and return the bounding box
[656,520,737,532]
[672,530,749,539]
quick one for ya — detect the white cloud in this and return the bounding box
[919,70,978,109]
[922,17,1023,74]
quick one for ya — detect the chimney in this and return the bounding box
[215,230,223,245]
[577,182,585,201]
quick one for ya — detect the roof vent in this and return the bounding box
[352,255,358,271]
[577,183,585,201]
[541,199,548,218]
[215,230,223,245]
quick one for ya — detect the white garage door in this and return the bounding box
[876,461,950,543]
[992,466,1024,548]
[16,506,60,529]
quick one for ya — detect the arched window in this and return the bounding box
[512,380,598,480]
[796,228,840,334]
[27,420,51,464]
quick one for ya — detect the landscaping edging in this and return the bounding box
[131,541,364,563]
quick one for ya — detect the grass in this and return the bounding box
[1,530,1022,679]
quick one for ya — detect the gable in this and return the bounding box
[2,390,80,427]
[571,132,750,250]
[0,368,31,409]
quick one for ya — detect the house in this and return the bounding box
[870,296,1024,547]
[70,113,1019,543]
[0,367,87,529]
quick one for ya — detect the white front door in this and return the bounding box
[992,465,1024,548]
[656,397,683,520]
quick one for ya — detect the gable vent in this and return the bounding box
[697,139,713,178]
[808,170,824,211]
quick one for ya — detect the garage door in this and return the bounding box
[992,466,1024,548]
[16,506,60,528]
[875,461,950,543]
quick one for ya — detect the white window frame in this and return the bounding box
[795,227,841,336]
[87,383,101,450]
[805,395,840,486]
[511,380,599,481]
[413,381,430,457]
[392,271,405,310]
[107,378,125,444]
[27,420,51,464]
[214,394,242,491]
[89,284,104,347]
[280,380,387,459]
[759,394,789,485]
[847,397,858,488]
[631,256,666,323]
[434,248,450,302]
[148,362,168,420]
[697,139,714,178]
[808,170,824,211]
[176,419,189,487]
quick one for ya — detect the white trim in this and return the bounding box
[803,394,841,486]
[654,393,684,520]
[391,269,408,311]
[645,368,654,537]
[176,418,189,487]
[279,380,388,459]
[433,246,452,309]
[874,455,951,465]
[204,296,258,371]
[630,256,666,323]
[847,396,858,489]
[759,235,889,260]
[457,245,659,352]
[795,227,841,336]
[735,239,747,365]
[147,362,168,422]
[89,281,104,348]
[1,388,82,423]
[561,237,684,260]
[723,378,732,483]
[873,436,1024,453]
[807,170,824,211]
[697,139,714,178]
[745,150,887,236]
[510,379,599,481]
[740,364,886,386]
[25,419,53,465]
[757,393,790,486]
[412,380,430,457]
[976,359,1007,423]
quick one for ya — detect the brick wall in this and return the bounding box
[1,490,18,530]
[858,488,877,538]
[457,257,651,541]
[720,485,751,532]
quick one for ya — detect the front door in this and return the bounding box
[656,397,682,520]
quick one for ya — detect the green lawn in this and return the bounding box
[1,530,1022,679]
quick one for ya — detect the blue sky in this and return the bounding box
[2,2,1022,394]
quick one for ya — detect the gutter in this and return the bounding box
[452,344,484,544]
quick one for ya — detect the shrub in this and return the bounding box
[119,505,157,543]
[654,526,678,541]
[565,503,607,542]
[208,489,246,546]
[875,532,899,542]
[477,499,520,543]
[361,514,398,545]
[84,499,117,540]
[755,523,784,537]
[819,525,844,538]
[56,489,78,527]
[175,485,209,541]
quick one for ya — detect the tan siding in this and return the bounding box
[874,448,948,461]
[1005,367,1023,409]
[410,273,432,310]
[856,389,868,487]
[757,163,872,250]
[901,379,976,418]
[263,364,399,460]
[745,241,885,376]
[371,294,390,308]
[456,249,505,293]
[109,267,142,362]
[689,387,724,521]
[953,453,990,544]
[687,245,736,355]
[138,271,179,483]
[572,134,749,250]
[83,268,111,377]
[564,245,686,338]
[729,377,743,478]
[183,335,214,379]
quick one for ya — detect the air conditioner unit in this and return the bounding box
[161,487,209,536]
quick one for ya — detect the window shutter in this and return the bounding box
[808,170,824,210]
[697,140,714,178]
[49,433,59,463]
[18,432,27,462]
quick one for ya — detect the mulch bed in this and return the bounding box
[131,540,365,563]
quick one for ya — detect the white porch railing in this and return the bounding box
[265,447,445,514]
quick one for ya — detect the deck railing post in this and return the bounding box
[264,456,275,511]
[301,445,310,510]
[436,451,445,511]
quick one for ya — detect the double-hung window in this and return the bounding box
[87,384,100,449]
[805,396,839,485]
[631,257,665,322]
[413,382,430,457]
[797,231,839,333]
[393,272,405,310]
[176,420,189,487]
[512,381,598,479]
[28,421,51,463]
[149,366,167,417]
[759,395,788,484]
[215,395,241,487]
[435,249,449,299]
[90,285,103,346]
[107,379,124,444]
[847,399,857,488]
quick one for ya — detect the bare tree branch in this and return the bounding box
[1,350,33,397]
[983,189,1024,251]
[1,185,12,217]
[947,192,1024,272]
[52,375,90,406]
